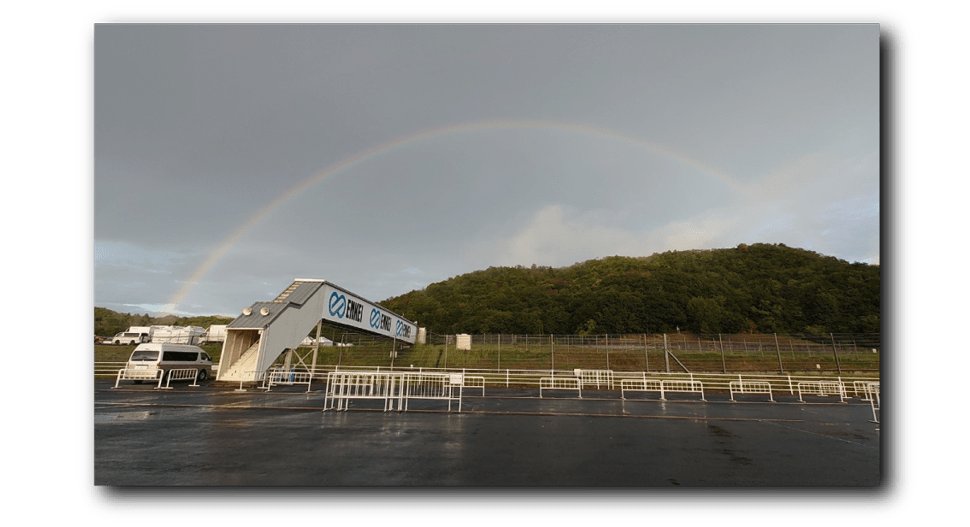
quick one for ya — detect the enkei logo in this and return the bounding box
[370,308,392,332]
[395,320,412,338]
[328,293,362,322]
[328,292,346,318]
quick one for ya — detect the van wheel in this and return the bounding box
[198,370,208,382]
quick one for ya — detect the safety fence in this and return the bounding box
[859,381,880,423]
[618,378,706,401]
[98,362,877,408]
[113,367,164,389]
[539,376,582,398]
[263,369,314,392]
[322,371,464,412]
[112,367,202,389]
[796,380,848,403]
[95,332,879,377]
[288,332,880,374]
[159,368,202,389]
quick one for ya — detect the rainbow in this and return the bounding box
[162,119,740,314]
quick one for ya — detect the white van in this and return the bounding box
[126,343,213,382]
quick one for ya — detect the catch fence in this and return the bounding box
[415,332,880,374]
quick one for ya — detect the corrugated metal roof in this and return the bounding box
[278,280,324,306]
[227,302,286,329]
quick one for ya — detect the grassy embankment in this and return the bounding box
[96,341,878,374]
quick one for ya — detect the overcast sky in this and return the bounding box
[94,23,879,317]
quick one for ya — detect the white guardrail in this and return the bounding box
[112,367,201,389]
[729,380,774,402]
[113,367,164,389]
[98,363,878,406]
[323,371,464,412]
[797,380,848,403]
[160,368,201,389]
[618,378,705,401]
[262,369,314,392]
[540,377,582,398]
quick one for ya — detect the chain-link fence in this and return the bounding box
[277,332,879,375]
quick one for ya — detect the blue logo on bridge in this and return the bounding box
[395,320,403,336]
[328,292,346,318]
[369,308,383,329]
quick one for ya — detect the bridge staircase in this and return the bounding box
[216,279,329,382]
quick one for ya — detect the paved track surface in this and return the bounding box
[95,379,881,487]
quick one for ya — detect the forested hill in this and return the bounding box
[379,244,880,336]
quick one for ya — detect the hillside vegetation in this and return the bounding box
[94,308,233,338]
[379,243,879,336]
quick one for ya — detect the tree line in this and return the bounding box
[378,243,880,336]
[94,307,234,338]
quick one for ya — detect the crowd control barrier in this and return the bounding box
[539,377,582,398]
[865,382,880,423]
[616,378,705,401]
[729,380,774,402]
[113,368,164,389]
[402,373,463,412]
[323,371,464,412]
[160,368,201,389]
[263,370,314,392]
[461,375,486,396]
[575,369,614,390]
[797,380,847,403]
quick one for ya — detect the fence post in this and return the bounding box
[663,333,670,373]
[719,333,726,373]
[774,333,784,373]
[498,333,501,371]
[549,335,556,372]
[643,334,649,372]
[606,334,611,370]
[830,333,843,374]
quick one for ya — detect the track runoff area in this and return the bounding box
[95,375,881,487]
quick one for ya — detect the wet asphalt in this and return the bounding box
[94,379,881,487]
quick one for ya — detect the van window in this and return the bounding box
[130,350,159,361]
[201,352,211,362]
[162,351,199,362]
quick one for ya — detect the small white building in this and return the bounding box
[456,334,472,350]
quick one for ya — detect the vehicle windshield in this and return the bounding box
[129,350,159,361]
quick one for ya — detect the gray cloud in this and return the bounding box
[94,23,880,316]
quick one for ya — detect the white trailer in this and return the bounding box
[110,326,153,345]
[151,325,206,345]
[204,325,228,344]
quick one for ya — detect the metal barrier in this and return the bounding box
[539,377,582,398]
[324,371,403,412]
[263,370,314,392]
[160,368,201,389]
[797,381,847,403]
[323,371,463,412]
[659,379,706,401]
[575,369,614,390]
[462,375,486,396]
[616,378,704,401]
[729,380,774,402]
[856,381,880,402]
[866,382,880,423]
[113,368,164,389]
[402,373,463,412]
[234,370,267,392]
[620,378,663,399]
